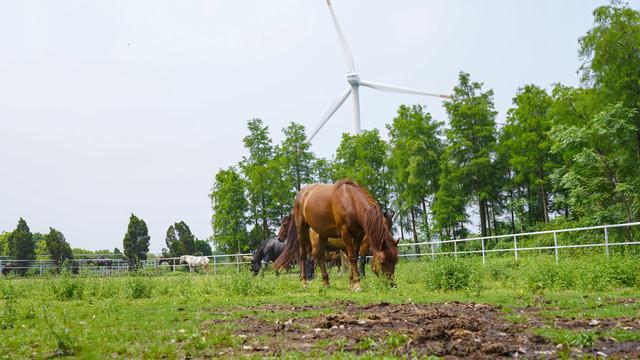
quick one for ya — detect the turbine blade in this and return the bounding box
[360,80,452,99]
[306,87,352,144]
[326,0,356,73]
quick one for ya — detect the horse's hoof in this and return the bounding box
[350,283,361,291]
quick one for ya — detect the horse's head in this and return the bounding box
[370,238,398,285]
[179,255,188,264]
[277,214,292,240]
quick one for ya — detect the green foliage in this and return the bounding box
[165,221,196,257]
[387,104,444,243]
[210,166,249,254]
[122,214,150,268]
[193,239,212,256]
[443,71,498,238]
[124,276,153,299]
[550,103,640,224]
[7,218,35,262]
[44,227,73,267]
[49,276,84,301]
[334,129,392,208]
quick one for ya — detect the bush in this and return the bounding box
[124,276,153,299]
[50,277,84,301]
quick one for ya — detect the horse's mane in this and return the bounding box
[336,179,397,258]
[272,214,299,270]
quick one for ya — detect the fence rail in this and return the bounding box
[397,222,640,264]
[1,222,639,277]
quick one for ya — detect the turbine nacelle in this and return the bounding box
[346,73,360,86]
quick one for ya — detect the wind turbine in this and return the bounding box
[306,0,451,144]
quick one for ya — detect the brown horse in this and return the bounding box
[278,211,393,277]
[273,179,398,290]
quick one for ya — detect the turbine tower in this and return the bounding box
[306,0,451,144]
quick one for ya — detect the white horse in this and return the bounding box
[179,255,209,275]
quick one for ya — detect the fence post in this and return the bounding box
[604,226,610,256]
[430,241,434,261]
[481,238,485,265]
[237,254,240,274]
[154,260,158,276]
[454,240,457,261]
[553,231,559,264]
[513,235,518,261]
[40,262,42,278]
[214,256,217,275]
[0,260,2,277]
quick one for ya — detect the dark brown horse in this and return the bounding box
[273,179,398,290]
[1,262,18,276]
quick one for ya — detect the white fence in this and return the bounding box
[397,222,640,264]
[1,222,639,277]
[0,254,254,277]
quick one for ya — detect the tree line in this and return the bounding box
[209,1,640,254]
[1,214,211,270]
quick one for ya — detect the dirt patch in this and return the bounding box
[203,300,640,359]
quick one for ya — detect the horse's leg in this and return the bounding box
[359,240,369,277]
[297,223,311,286]
[341,226,361,291]
[204,263,208,275]
[313,237,330,286]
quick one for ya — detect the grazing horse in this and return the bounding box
[87,256,113,268]
[250,238,286,276]
[179,255,209,275]
[273,179,399,290]
[158,257,183,271]
[276,211,394,278]
[1,262,18,276]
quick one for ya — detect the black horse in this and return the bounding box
[250,238,286,276]
[251,238,315,280]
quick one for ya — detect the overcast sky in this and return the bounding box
[2,0,635,253]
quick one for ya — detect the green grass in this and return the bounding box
[0,254,638,358]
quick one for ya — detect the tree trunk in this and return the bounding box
[421,198,431,242]
[479,197,487,239]
[410,208,421,255]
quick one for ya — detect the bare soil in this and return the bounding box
[203,299,640,359]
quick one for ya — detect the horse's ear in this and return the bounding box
[394,238,400,246]
[391,212,396,219]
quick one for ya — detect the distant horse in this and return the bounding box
[273,179,399,290]
[1,262,18,276]
[180,255,209,275]
[158,257,183,271]
[87,256,112,268]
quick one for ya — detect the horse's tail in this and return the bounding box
[272,214,299,270]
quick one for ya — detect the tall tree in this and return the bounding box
[278,122,314,193]
[165,221,196,256]
[194,239,213,256]
[44,227,73,270]
[240,119,279,241]
[387,104,444,248]
[7,218,35,262]
[579,0,640,161]
[334,129,392,209]
[210,166,249,254]
[550,103,639,227]
[122,213,150,269]
[443,71,498,238]
[503,84,555,225]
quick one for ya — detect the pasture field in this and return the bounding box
[1,255,639,359]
